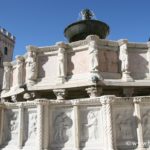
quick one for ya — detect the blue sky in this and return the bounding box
[0,0,150,58]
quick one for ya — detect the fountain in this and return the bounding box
[64,9,110,42]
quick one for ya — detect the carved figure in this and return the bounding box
[3,64,11,90]
[142,110,150,138]
[57,48,65,77]
[16,57,24,87]
[26,51,37,82]
[54,112,72,143]
[120,44,129,72]
[116,114,133,140]
[89,41,99,72]
[86,111,98,140]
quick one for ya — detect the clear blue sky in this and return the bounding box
[0,0,150,58]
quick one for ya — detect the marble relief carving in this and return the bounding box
[52,110,73,147]
[23,110,37,147]
[142,110,150,140]
[114,109,136,145]
[5,110,19,146]
[80,108,99,145]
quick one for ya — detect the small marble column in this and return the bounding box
[86,86,102,98]
[18,103,24,149]
[119,39,133,82]
[73,104,80,150]
[36,102,43,150]
[43,103,49,150]
[100,95,116,150]
[133,98,145,150]
[0,107,4,145]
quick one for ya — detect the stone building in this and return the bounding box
[0,9,150,150]
[0,27,15,89]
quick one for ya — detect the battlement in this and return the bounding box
[0,27,16,42]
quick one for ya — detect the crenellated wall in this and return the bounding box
[0,95,150,150]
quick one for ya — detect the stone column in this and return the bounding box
[86,86,102,98]
[56,42,68,84]
[119,39,133,82]
[100,95,116,150]
[0,106,4,145]
[36,102,43,150]
[18,103,24,149]
[43,103,49,150]
[133,98,145,150]
[73,104,80,150]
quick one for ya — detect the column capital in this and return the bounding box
[133,97,142,103]
[56,41,68,48]
[100,95,116,105]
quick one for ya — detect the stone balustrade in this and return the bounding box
[0,95,150,150]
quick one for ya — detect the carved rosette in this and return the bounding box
[100,95,116,150]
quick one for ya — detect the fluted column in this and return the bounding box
[18,103,24,149]
[37,102,43,150]
[133,98,145,150]
[73,104,80,150]
[100,95,116,150]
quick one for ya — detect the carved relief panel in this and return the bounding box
[50,107,73,149]
[23,108,37,148]
[113,106,137,149]
[99,50,119,73]
[3,109,19,147]
[141,107,150,148]
[79,106,102,148]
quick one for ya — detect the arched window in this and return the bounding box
[4,47,8,55]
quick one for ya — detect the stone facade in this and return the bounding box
[1,35,150,149]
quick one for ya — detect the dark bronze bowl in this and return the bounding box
[64,20,110,42]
